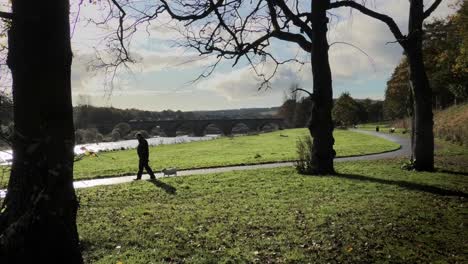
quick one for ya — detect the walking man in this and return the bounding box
[135,132,156,180]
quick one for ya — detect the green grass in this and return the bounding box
[72,129,399,181]
[77,157,467,263]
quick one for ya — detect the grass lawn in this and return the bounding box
[72,129,399,181]
[77,155,467,263]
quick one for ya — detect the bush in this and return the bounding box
[114,122,131,137]
[295,135,314,174]
[75,128,100,144]
[75,129,86,144]
[95,133,104,142]
[110,129,121,141]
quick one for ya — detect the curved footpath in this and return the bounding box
[0,130,410,198]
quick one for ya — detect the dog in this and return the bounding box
[161,168,177,177]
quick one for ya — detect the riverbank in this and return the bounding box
[0,129,400,188]
[71,129,399,181]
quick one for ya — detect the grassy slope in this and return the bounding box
[434,103,468,145]
[359,103,468,144]
[77,149,467,263]
[72,129,399,181]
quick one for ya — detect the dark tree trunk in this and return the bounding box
[406,48,434,171]
[0,0,83,263]
[307,0,335,174]
[404,0,434,171]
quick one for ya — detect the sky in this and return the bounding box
[1,0,460,111]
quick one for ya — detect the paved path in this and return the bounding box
[0,130,410,197]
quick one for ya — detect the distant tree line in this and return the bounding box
[278,90,383,128]
[74,105,196,132]
[383,2,467,120]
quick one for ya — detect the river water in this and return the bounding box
[0,135,218,165]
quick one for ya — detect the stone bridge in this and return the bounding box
[128,118,285,137]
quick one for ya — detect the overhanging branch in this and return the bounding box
[160,0,223,21]
[329,41,376,71]
[329,1,406,45]
[423,0,443,19]
[110,0,132,63]
[273,31,312,52]
[293,88,314,98]
[274,0,314,40]
[0,11,13,20]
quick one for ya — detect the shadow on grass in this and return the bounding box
[436,169,468,176]
[334,173,468,198]
[149,179,177,195]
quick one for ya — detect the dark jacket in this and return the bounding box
[137,138,149,160]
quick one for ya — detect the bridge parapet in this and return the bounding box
[128,118,284,137]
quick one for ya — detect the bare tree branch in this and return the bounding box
[155,0,314,87]
[423,0,443,19]
[274,0,314,40]
[109,0,132,63]
[0,12,13,20]
[273,31,312,52]
[329,41,376,71]
[160,0,224,21]
[292,88,314,98]
[329,1,407,46]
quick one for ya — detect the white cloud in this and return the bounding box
[196,61,310,101]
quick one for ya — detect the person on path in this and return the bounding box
[135,133,156,180]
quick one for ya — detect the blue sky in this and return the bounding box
[9,0,457,111]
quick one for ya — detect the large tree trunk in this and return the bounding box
[307,0,335,174]
[405,0,434,171]
[0,0,83,262]
[406,47,434,171]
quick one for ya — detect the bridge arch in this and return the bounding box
[258,121,283,132]
[193,122,224,137]
[231,122,254,134]
[127,118,285,137]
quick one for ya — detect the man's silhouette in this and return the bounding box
[135,133,156,180]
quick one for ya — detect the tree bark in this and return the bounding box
[307,0,336,174]
[405,0,434,171]
[406,48,434,171]
[0,0,83,262]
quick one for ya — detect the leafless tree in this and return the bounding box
[99,0,343,173]
[329,0,444,171]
